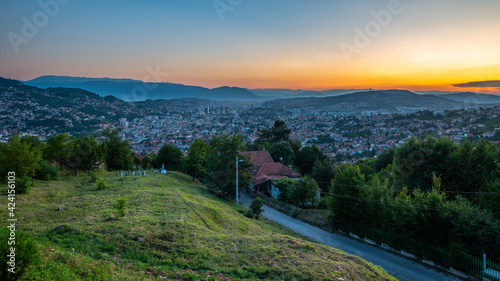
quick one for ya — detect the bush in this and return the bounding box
[318,196,329,209]
[116,197,129,217]
[89,170,98,183]
[0,226,40,280]
[244,209,256,219]
[34,160,58,181]
[97,180,109,190]
[249,197,264,219]
[16,176,34,194]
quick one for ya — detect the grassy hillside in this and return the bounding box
[0,171,396,280]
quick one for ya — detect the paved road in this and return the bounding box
[240,194,458,281]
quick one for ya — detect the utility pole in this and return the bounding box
[236,155,239,206]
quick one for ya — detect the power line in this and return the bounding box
[311,179,500,195]
[274,181,496,215]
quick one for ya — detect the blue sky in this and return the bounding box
[1,0,499,92]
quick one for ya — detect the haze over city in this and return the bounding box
[1,0,499,93]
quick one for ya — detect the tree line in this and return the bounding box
[241,121,500,264]
[2,121,499,265]
[321,137,500,263]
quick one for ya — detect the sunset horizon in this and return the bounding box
[1,0,499,94]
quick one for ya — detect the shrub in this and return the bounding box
[244,209,256,219]
[97,180,109,190]
[34,160,59,181]
[16,176,34,194]
[249,197,264,219]
[89,170,98,183]
[0,226,40,280]
[116,197,129,217]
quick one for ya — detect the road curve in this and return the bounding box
[240,194,458,281]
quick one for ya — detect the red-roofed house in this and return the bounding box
[240,150,301,199]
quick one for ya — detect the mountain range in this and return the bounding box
[266,90,490,113]
[25,76,259,101]
[25,76,500,105]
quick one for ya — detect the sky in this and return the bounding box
[0,0,499,93]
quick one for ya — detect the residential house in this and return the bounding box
[240,150,301,199]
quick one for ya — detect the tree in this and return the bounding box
[44,133,70,169]
[68,136,106,175]
[269,142,295,166]
[294,145,327,175]
[373,147,396,172]
[185,139,209,181]
[363,175,392,229]
[34,160,59,181]
[445,139,499,196]
[392,137,457,190]
[277,177,319,207]
[312,158,336,193]
[1,134,41,179]
[330,164,366,225]
[257,120,291,143]
[141,153,155,169]
[276,177,296,202]
[20,135,46,155]
[154,144,183,171]
[289,177,320,207]
[206,134,251,199]
[249,197,264,219]
[102,129,134,170]
[0,134,41,193]
[476,179,500,218]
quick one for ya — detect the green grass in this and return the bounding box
[0,171,397,280]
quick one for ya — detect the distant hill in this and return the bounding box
[0,77,214,134]
[439,92,500,104]
[0,76,121,107]
[249,88,356,98]
[267,90,475,113]
[26,76,260,101]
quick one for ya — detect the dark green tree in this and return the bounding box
[289,140,302,156]
[294,145,327,175]
[68,135,106,175]
[445,139,499,196]
[34,160,59,181]
[154,144,183,171]
[185,139,209,181]
[288,177,320,207]
[269,141,295,166]
[102,129,134,170]
[140,153,155,169]
[0,134,41,193]
[206,134,251,199]
[312,158,336,193]
[276,177,295,202]
[20,135,46,155]
[373,147,396,172]
[392,137,457,190]
[330,164,366,225]
[257,120,291,143]
[44,133,70,169]
[249,197,264,219]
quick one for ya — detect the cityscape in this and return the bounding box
[1,0,500,280]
